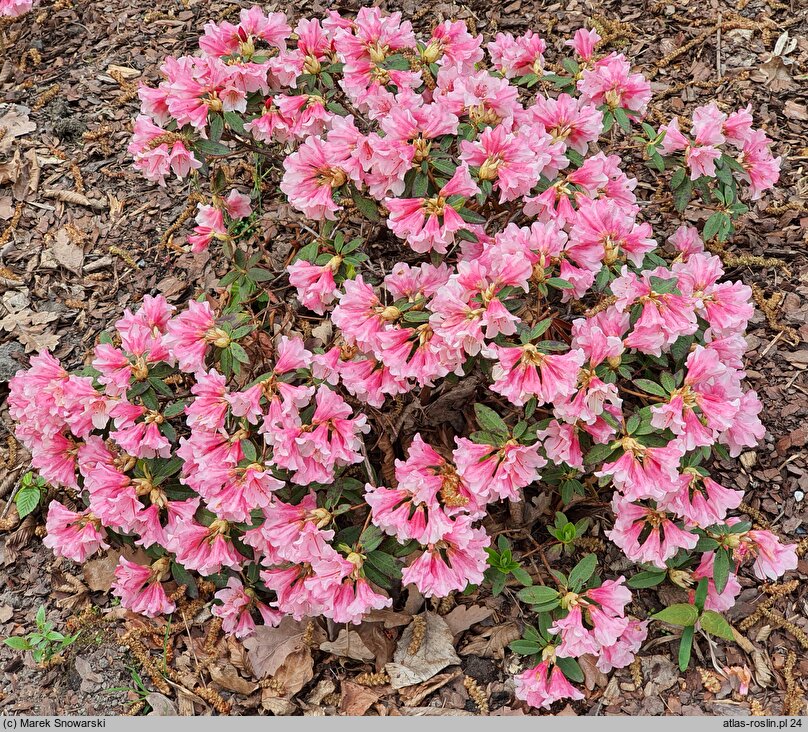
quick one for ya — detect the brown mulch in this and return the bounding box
[0,0,807,717]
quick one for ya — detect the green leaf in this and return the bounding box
[14,485,42,519]
[194,139,231,156]
[568,553,597,592]
[490,571,507,597]
[652,603,699,627]
[632,378,667,397]
[223,111,246,135]
[585,442,618,466]
[171,562,198,599]
[511,568,533,587]
[699,610,735,641]
[679,625,694,672]
[694,577,709,612]
[208,114,224,143]
[474,403,508,436]
[670,167,686,190]
[412,172,429,198]
[556,657,584,684]
[351,190,380,221]
[359,524,384,552]
[703,211,725,241]
[613,106,631,131]
[712,548,730,595]
[673,178,693,212]
[509,639,541,656]
[3,637,29,650]
[229,342,249,364]
[546,277,574,290]
[458,207,486,224]
[365,551,402,580]
[627,570,667,589]
[516,586,560,605]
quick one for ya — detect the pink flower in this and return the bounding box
[565,28,601,62]
[661,470,743,528]
[569,198,655,268]
[735,129,781,200]
[514,662,584,710]
[487,344,585,407]
[550,606,599,657]
[691,553,741,612]
[487,30,546,78]
[596,619,648,673]
[384,164,479,254]
[0,0,34,17]
[212,577,282,637]
[607,497,698,568]
[280,136,357,220]
[401,516,490,597]
[424,20,483,72]
[719,390,765,457]
[331,276,391,352]
[163,300,225,374]
[168,518,244,575]
[577,53,651,116]
[460,124,541,203]
[538,420,584,470]
[520,94,602,155]
[742,530,797,581]
[112,557,176,618]
[453,437,546,502]
[43,502,109,563]
[287,259,340,315]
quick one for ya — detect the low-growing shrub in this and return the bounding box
[9,7,796,709]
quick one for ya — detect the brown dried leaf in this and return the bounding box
[0,105,36,155]
[271,647,313,698]
[459,622,520,659]
[442,604,493,636]
[209,662,259,695]
[399,670,460,707]
[320,629,374,662]
[385,612,460,689]
[52,228,84,275]
[339,681,383,715]
[82,550,120,592]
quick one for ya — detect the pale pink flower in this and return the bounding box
[565,28,601,62]
[453,437,546,503]
[212,577,282,637]
[287,259,339,315]
[111,558,176,618]
[514,662,584,710]
[401,516,490,597]
[460,124,541,203]
[43,502,108,563]
[607,497,698,568]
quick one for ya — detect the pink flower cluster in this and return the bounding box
[659,102,781,197]
[9,7,793,712]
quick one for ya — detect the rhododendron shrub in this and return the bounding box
[10,8,796,712]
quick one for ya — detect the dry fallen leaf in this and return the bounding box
[209,662,259,695]
[0,104,36,155]
[320,629,374,662]
[385,612,461,689]
[51,228,85,275]
[442,604,493,636]
[146,693,178,716]
[459,621,521,659]
[339,681,383,715]
[0,605,13,623]
[82,549,120,592]
[244,616,325,697]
